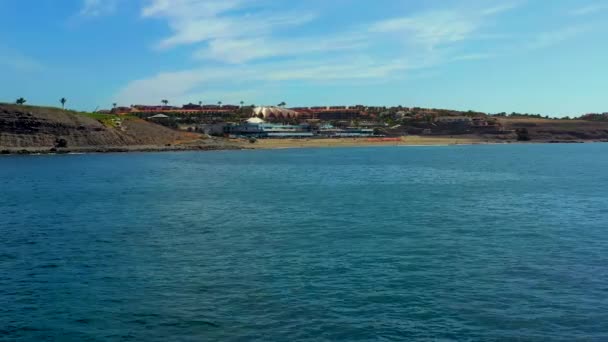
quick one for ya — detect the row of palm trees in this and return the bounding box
[15,97,67,109]
[110,100,237,109]
[13,97,285,110]
[158,100,252,108]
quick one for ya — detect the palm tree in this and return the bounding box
[240,101,244,108]
[198,101,202,106]
[16,97,26,105]
[60,97,67,109]
[278,101,286,108]
[161,99,169,107]
[217,101,222,107]
[112,103,117,109]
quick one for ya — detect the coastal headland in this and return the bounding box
[0,103,242,154]
[2,102,608,154]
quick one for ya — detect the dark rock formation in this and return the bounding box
[0,104,183,149]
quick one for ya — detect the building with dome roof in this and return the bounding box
[252,106,303,120]
[226,118,313,138]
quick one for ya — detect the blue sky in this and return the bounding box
[0,0,607,116]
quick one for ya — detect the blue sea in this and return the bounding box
[2,144,608,341]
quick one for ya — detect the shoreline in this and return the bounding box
[1,136,602,156]
[246,136,489,150]
[0,143,246,156]
[244,136,597,150]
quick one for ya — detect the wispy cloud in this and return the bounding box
[170,89,262,107]
[369,11,479,48]
[79,0,119,17]
[142,0,316,50]
[0,46,44,72]
[193,34,366,64]
[143,0,520,64]
[369,4,518,49]
[570,3,608,16]
[452,53,494,61]
[115,57,414,104]
[480,3,522,16]
[119,1,523,103]
[527,25,592,49]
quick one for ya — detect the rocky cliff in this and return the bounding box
[497,118,608,142]
[0,104,189,150]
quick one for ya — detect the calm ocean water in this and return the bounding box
[1,144,608,341]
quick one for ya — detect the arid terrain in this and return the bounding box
[0,104,241,153]
[2,103,608,154]
[495,117,608,142]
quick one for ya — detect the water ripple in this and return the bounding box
[2,145,608,341]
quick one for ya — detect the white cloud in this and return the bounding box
[142,0,241,18]
[144,0,519,64]
[117,1,523,103]
[570,3,608,16]
[142,0,316,50]
[80,0,118,17]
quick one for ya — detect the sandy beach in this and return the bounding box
[245,136,488,149]
[0,136,490,155]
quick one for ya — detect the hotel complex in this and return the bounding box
[100,102,499,139]
[104,103,371,121]
[224,118,375,138]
